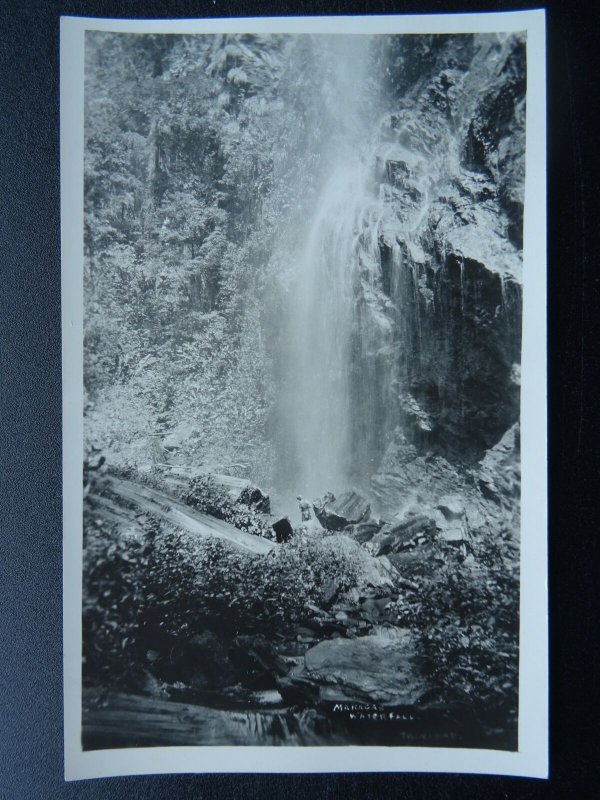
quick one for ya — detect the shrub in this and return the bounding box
[82,513,362,688]
[82,512,158,688]
[185,475,274,539]
[391,533,519,715]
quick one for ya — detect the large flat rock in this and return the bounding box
[314,491,371,531]
[101,476,276,555]
[280,633,429,708]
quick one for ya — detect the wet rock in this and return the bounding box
[464,36,526,249]
[278,633,429,708]
[436,495,465,521]
[344,521,382,544]
[386,514,437,549]
[478,423,520,509]
[399,393,434,433]
[364,32,524,464]
[313,490,336,509]
[365,513,435,557]
[371,433,466,511]
[365,532,396,557]
[313,491,371,531]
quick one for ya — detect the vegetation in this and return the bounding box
[82,508,361,689]
[392,531,519,717]
[82,32,521,746]
[83,33,341,483]
[184,475,274,539]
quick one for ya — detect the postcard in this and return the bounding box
[61,10,547,780]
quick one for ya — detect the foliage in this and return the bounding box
[82,512,158,687]
[82,513,361,688]
[391,533,519,714]
[184,475,274,539]
[83,33,294,479]
[83,32,379,483]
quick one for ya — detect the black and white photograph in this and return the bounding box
[61,11,547,779]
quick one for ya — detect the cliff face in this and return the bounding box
[351,33,525,481]
[84,32,525,502]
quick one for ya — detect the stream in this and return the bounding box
[82,686,494,750]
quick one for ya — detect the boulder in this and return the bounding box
[299,615,346,637]
[365,532,396,557]
[313,491,371,531]
[238,484,271,514]
[278,633,429,708]
[321,578,341,608]
[344,521,382,544]
[436,496,465,521]
[385,514,437,550]
[431,497,471,548]
[439,529,468,544]
[387,542,440,580]
[478,423,520,508]
[371,433,467,512]
[272,516,293,543]
[364,513,435,556]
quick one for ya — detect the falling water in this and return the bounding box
[272,34,446,501]
[274,36,382,499]
[281,160,372,497]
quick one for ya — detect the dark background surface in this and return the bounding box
[1,0,598,798]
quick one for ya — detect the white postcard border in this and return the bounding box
[61,10,547,781]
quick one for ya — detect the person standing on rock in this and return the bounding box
[297,495,312,522]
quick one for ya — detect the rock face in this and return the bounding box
[371,429,467,511]
[279,633,429,707]
[347,34,524,478]
[477,422,521,536]
[313,491,371,531]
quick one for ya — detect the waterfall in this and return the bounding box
[271,33,463,501]
[280,159,370,497]
[270,35,425,502]
[271,36,382,500]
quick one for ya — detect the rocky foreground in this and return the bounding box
[82,425,519,750]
